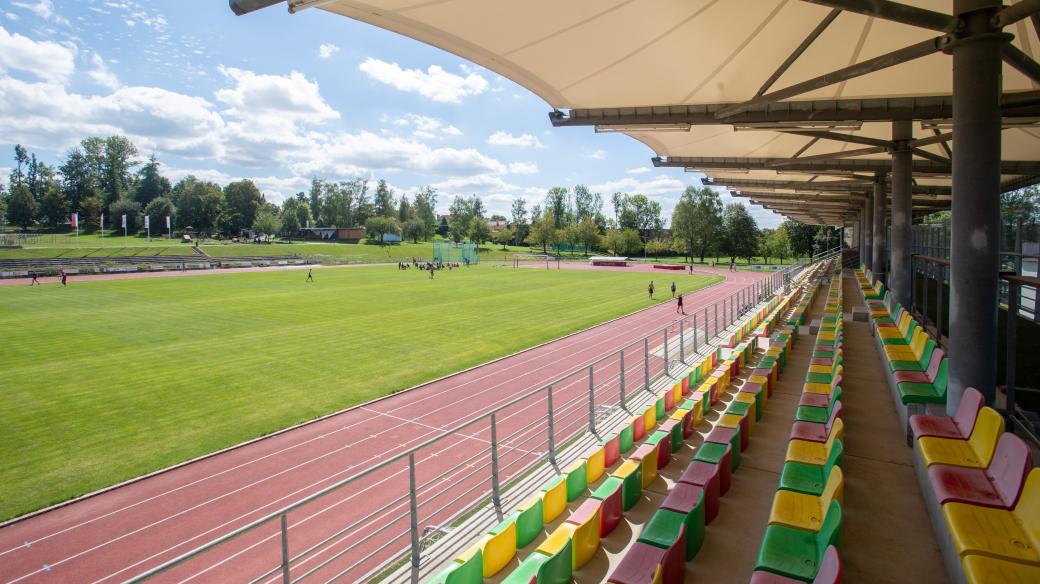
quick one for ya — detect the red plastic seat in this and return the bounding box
[928,433,1033,509]
[799,392,831,408]
[810,357,832,366]
[749,545,842,584]
[679,461,720,524]
[609,540,684,584]
[632,414,646,441]
[661,482,704,515]
[790,402,843,443]
[603,435,621,467]
[706,425,746,452]
[909,387,984,440]
[893,349,945,384]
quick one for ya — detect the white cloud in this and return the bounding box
[508,162,538,175]
[0,25,76,84]
[89,53,120,90]
[11,0,68,25]
[358,57,488,103]
[588,176,685,198]
[487,131,543,148]
[164,167,309,205]
[215,66,339,124]
[626,166,651,174]
[587,149,608,160]
[4,12,19,21]
[318,43,339,59]
[390,113,463,140]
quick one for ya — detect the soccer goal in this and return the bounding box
[514,254,552,269]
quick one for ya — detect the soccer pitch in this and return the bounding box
[0,265,721,521]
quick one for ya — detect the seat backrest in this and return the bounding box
[932,359,949,397]
[812,545,842,584]
[926,349,946,382]
[968,407,1005,467]
[814,499,844,552]
[826,418,845,451]
[824,438,845,473]
[909,329,927,358]
[988,433,1034,507]
[919,339,936,368]
[953,388,985,437]
[1014,470,1040,546]
[903,320,919,343]
[821,465,844,509]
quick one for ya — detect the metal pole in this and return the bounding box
[679,320,685,363]
[693,313,699,354]
[491,413,501,508]
[546,385,556,464]
[864,190,874,271]
[663,330,670,376]
[619,350,626,407]
[1006,279,1018,430]
[890,119,913,308]
[872,175,887,282]
[714,303,718,336]
[408,453,421,568]
[588,366,596,433]
[643,338,650,391]
[280,513,290,584]
[937,267,945,339]
[947,0,1004,412]
[704,307,709,342]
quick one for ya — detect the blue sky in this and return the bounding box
[0,0,779,227]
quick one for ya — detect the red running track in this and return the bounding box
[0,266,772,584]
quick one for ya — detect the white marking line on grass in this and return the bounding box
[6,275,764,582]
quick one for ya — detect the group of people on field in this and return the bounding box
[647,280,685,315]
[29,270,68,287]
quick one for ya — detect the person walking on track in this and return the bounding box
[671,281,676,298]
[30,272,40,286]
[306,269,314,283]
[647,281,655,299]
[676,293,685,315]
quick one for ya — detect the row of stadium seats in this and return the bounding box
[751,266,844,583]
[855,268,948,433]
[911,388,1039,583]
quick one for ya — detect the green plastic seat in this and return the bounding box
[655,397,666,420]
[694,441,729,466]
[779,441,844,497]
[889,339,935,373]
[726,401,752,417]
[429,547,484,584]
[897,359,948,405]
[795,398,839,424]
[755,500,843,581]
[564,461,588,502]
[619,424,634,453]
[638,508,686,550]
[515,498,544,548]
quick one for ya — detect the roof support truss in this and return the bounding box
[756,9,842,96]
[656,155,1040,175]
[993,0,1040,28]
[778,129,892,148]
[1002,43,1040,87]
[702,176,951,196]
[799,0,959,32]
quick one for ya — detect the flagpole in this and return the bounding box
[147,216,151,242]
[100,213,104,247]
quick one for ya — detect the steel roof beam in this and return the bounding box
[756,9,842,96]
[1002,43,1040,87]
[993,0,1040,28]
[800,0,960,32]
[778,129,893,148]
[702,176,952,195]
[657,156,1040,175]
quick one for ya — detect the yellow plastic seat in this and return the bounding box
[563,504,601,569]
[964,554,1040,583]
[808,364,836,375]
[918,407,1004,468]
[535,523,572,556]
[586,445,605,483]
[480,518,517,577]
[643,405,657,431]
[541,476,568,523]
[768,466,844,532]
[786,419,844,466]
[942,470,1040,565]
[633,442,659,488]
[718,412,746,432]
[803,382,836,395]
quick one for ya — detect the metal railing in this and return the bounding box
[124,256,824,584]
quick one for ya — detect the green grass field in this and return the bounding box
[0,265,721,521]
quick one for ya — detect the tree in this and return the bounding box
[645,239,670,260]
[783,219,818,257]
[144,197,175,236]
[7,184,36,230]
[58,147,96,213]
[365,215,401,244]
[489,214,507,222]
[39,183,69,227]
[413,186,438,240]
[574,216,600,256]
[545,187,570,227]
[602,228,643,255]
[574,184,596,221]
[373,179,396,217]
[402,218,425,243]
[172,176,223,234]
[82,136,140,208]
[134,155,171,206]
[511,197,528,245]
[723,203,760,263]
[10,144,29,187]
[252,207,280,241]
[222,180,264,235]
[397,195,412,223]
[79,195,102,230]
[280,197,306,241]
[526,212,556,253]
[448,195,472,243]
[469,217,492,246]
[109,198,142,233]
[493,226,515,250]
[760,227,791,264]
[670,187,698,263]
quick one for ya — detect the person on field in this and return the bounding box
[677,293,685,314]
[647,281,655,299]
[306,269,314,282]
[30,272,40,285]
[730,259,736,271]
[60,270,67,287]
[671,281,676,298]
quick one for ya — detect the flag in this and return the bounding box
[121,214,127,229]
[100,213,104,228]
[165,215,171,229]
[145,216,150,229]
[71,213,78,228]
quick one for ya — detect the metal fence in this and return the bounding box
[124,257,822,584]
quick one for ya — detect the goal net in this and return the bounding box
[433,240,479,264]
[514,254,551,269]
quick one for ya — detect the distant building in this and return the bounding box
[300,227,365,243]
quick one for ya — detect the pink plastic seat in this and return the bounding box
[679,461,720,524]
[790,402,843,443]
[810,357,832,366]
[799,392,831,408]
[893,349,945,384]
[749,545,842,584]
[909,388,984,440]
[706,425,746,452]
[609,541,682,584]
[928,433,1033,509]
[603,435,621,467]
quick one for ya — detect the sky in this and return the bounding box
[0,0,780,227]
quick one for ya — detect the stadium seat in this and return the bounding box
[726,401,756,434]
[790,403,843,444]
[942,470,1040,564]
[963,553,1040,584]
[795,392,842,425]
[780,441,844,497]
[749,546,841,584]
[564,460,588,502]
[586,444,606,483]
[917,407,1004,468]
[612,459,642,511]
[660,481,706,560]
[530,527,574,584]
[619,425,635,454]
[590,477,623,536]
[735,391,762,422]
[769,466,844,532]
[564,499,601,569]
[632,442,660,487]
[897,358,949,405]
[679,461,721,524]
[515,496,544,548]
[430,544,483,584]
[480,516,517,577]
[910,387,984,441]
[630,414,646,443]
[659,419,683,453]
[643,405,657,434]
[718,412,750,446]
[670,408,694,441]
[798,385,841,409]
[609,542,675,584]
[755,500,843,582]
[541,476,568,523]
[646,431,672,469]
[636,510,687,583]
[786,418,844,467]
[693,442,733,494]
[928,433,1033,509]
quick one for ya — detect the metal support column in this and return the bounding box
[948,0,1004,411]
[679,320,685,363]
[619,350,626,408]
[890,120,914,308]
[643,338,650,391]
[1006,278,1019,429]
[693,313,699,354]
[280,514,291,584]
[588,366,596,434]
[864,192,874,270]
[546,386,555,464]
[490,413,501,507]
[872,175,887,281]
[663,330,669,376]
[408,453,421,568]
